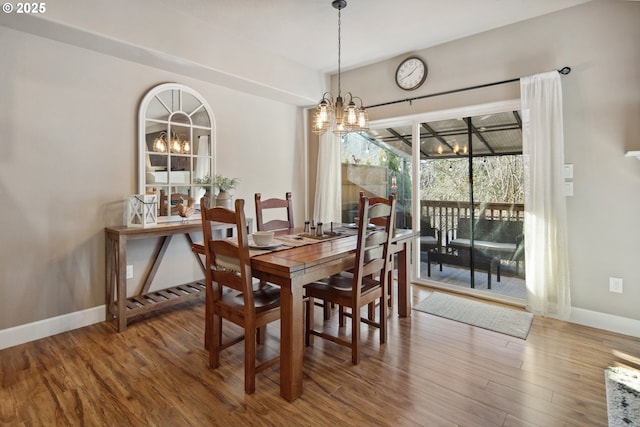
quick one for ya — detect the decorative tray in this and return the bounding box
[298,231,343,240]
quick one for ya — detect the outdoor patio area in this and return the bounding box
[419,259,526,300]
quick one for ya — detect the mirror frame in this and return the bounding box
[138,83,216,222]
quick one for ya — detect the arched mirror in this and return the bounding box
[138,83,215,222]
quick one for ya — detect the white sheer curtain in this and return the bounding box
[521,71,571,320]
[313,132,342,223]
[194,135,209,203]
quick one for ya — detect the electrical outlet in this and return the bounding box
[126,265,134,279]
[609,277,623,293]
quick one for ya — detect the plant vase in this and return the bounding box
[215,190,233,209]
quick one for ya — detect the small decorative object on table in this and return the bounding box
[194,175,214,205]
[177,197,196,220]
[194,174,240,209]
[299,221,342,240]
[252,231,274,246]
[127,194,157,228]
[213,174,239,209]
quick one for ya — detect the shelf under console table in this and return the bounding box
[105,219,248,332]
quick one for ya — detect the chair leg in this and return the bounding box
[245,325,257,394]
[387,269,394,308]
[351,306,360,365]
[209,315,222,369]
[257,326,266,344]
[379,294,387,344]
[323,299,331,320]
[205,285,214,349]
[339,305,345,327]
[367,302,375,320]
[305,296,314,346]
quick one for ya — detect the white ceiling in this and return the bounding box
[180,0,591,73]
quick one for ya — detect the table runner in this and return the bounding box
[248,228,357,255]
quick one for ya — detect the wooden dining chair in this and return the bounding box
[201,198,281,394]
[359,191,397,314]
[254,191,333,319]
[305,194,396,364]
[254,192,293,291]
[254,192,294,231]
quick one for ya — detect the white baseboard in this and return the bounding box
[569,307,640,339]
[0,303,637,350]
[416,280,640,339]
[0,305,106,350]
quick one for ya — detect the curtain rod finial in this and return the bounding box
[558,66,571,75]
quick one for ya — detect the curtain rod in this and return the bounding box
[365,66,571,110]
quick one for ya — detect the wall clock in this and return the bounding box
[395,56,427,91]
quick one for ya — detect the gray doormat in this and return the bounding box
[414,292,534,339]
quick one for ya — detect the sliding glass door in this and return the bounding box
[338,103,526,302]
[418,110,526,300]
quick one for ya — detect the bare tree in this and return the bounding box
[421,156,523,204]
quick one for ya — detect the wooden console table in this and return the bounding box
[105,220,242,332]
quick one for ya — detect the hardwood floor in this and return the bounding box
[1,285,638,426]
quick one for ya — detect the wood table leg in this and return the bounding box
[396,240,412,318]
[279,277,304,402]
[105,236,115,323]
[116,236,128,332]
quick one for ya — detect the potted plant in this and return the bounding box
[194,175,214,208]
[213,174,239,209]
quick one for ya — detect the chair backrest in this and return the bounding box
[200,196,210,210]
[359,190,396,231]
[352,194,397,300]
[420,215,436,237]
[254,192,294,231]
[201,199,256,313]
[456,218,522,243]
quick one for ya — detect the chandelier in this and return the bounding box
[312,0,368,136]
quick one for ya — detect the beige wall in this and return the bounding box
[0,0,323,106]
[0,26,306,331]
[1,0,638,341]
[322,1,639,322]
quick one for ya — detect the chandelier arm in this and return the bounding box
[349,95,365,107]
[320,92,334,104]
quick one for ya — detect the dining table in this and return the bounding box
[192,225,418,402]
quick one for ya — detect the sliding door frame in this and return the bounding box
[372,98,524,305]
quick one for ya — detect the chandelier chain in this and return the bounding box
[337,7,341,96]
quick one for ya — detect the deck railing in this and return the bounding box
[420,200,524,244]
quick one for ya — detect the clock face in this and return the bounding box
[395,57,427,91]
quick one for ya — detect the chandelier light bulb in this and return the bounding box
[172,138,181,153]
[153,133,168,153]
[356,107,368,130]
[345,101,357,125]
